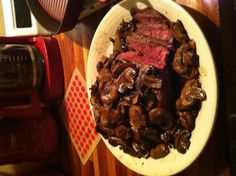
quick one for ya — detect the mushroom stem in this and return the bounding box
[187,86,207,101]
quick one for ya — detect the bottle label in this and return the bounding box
[0,44,36,91]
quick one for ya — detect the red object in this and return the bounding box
[26,0,119,34]
[0,36,64,118]
[34,36,64,102]
[26,0,81,33]
[0,91,42,118]
[0,111,59,165]
[63,68,100,165]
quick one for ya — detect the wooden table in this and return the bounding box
[54,0,235,175]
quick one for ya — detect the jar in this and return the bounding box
[0,111,59,165]
[0,44,44,92]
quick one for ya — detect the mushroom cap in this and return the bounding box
[178,79,207,109]
[174,129,191,154]
[101,80,118,105]
[129,105,146,129]
[170,20,189,43]
[148,107,174,130]
[173,40,199,79]
[116,67,138,93]
[150,143,169,159]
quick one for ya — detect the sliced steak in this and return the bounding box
[136,22,169,33]
[133,8,173,45]
[136,24,173,44]
[134,8,168,24]
[127,32,172,49]
[117,51,166,69]
[127,34,169,64]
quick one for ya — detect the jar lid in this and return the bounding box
[26,0,82,34]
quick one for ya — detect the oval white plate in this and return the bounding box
[87,0,218,175]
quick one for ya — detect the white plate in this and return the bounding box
[87,0,218,175]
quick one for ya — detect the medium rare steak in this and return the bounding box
[134,7,173,44]
[126,35,169,69]
[136,25,173,44]
[127,32,172,49]
[136,23,173,44]
[117,51,167,69]
[136,22,169,31]
[122,8,173,69]
[133,8,168,24]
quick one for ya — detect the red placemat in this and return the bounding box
[61,68,101,165]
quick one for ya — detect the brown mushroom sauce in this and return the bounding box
[90,8,206,159]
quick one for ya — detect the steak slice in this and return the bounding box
[117,51,166,69]
[127,32,172,49]
[116,8,174,70]
[133,8,173,45]
[127,34,169,63]
[136,24,173,44]
[136,22,169,32]
[134,8,168,24]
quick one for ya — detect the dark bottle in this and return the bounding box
[0,44,45,117]
[0,44,44,92]
[0,111,59,165]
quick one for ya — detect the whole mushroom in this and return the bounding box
[176,79,206,110]
[140,128,162,144]
[173,40,199,79]
[111,60,135,78]
[137,72,162,90]
[98,68,113,89]
[101,80,118,105]
[108,136,128,148]
[100,107,122,127]
[116,67,137,93]
[170,20,189,43]
[148,107,174,130]
[129,105,146,129]
[174,130,191,153]
[150,143,169,159]
[178,111,195,131]
[115,125,132,140]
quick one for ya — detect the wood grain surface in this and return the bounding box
[54,0,234,175]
